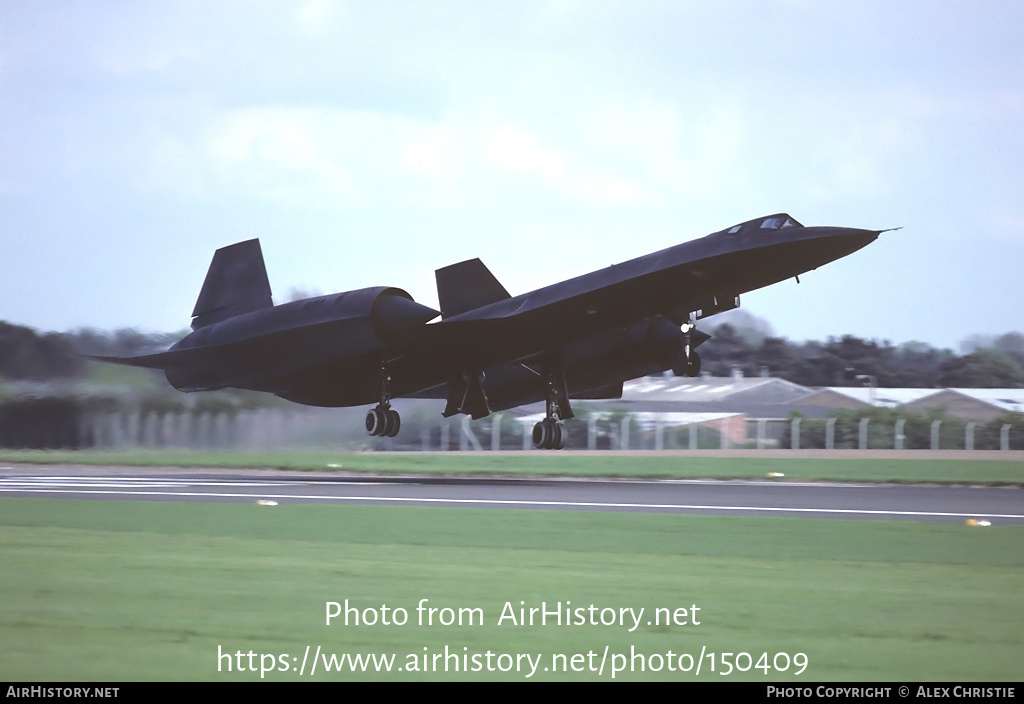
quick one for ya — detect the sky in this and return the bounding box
[2,1,1022,350]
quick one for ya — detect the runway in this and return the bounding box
[1,465,1021,523]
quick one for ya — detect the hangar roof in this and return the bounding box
[944,388,1024,415]
[800,387,938,408]
[621,373,811,405]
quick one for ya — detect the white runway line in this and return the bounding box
[0,485,1021,520]
[0,476,384,488]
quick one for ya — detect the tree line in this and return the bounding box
[701,324,1024,388]
[2,319,1024,388]
[0,322,181,382]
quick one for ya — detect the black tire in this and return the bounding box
[533,419,566,450]
[672,351,689,377]
[365,408,386,436]
[532,421,551,449]
[385,408,401,438]
[686,351,702,377]
[551,422,565,450]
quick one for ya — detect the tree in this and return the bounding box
[700,323,755,376]
[939,349,1024,388]
[889,341,952,387]
[68,327,179,357]
[0,322,83,379]
[993,332,1024,365]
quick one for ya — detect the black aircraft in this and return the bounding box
[92,213,882,449]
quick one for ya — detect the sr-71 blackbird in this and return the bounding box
[93,214,883,449]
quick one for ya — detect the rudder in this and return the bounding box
[191,239,273,329]
[435,258,511,319]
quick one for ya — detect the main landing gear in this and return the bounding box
[533,364,574,450]
[672,322,702,378]
[366,365,401,438]
[366,404,400,438]
[533,418,565,450]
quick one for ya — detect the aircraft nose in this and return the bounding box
[811,225,883,245]
[803,225,882,260]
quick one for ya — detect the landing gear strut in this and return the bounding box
[366,365,401,438]
[533,364,573,450]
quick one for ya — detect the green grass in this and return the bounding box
[2,448,1024,484]
[2,497,1022,681]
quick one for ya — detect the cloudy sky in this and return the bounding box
[2,1,1022,349]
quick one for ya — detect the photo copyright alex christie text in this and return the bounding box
[325,598,701,632]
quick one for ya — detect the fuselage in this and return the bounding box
[113,213,880,410]
[399,215,879,387]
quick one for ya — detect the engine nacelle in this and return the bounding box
[164,286,438,396]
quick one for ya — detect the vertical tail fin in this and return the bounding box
[435,258,511,319]
[191,239,273,329]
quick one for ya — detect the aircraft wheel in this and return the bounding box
[385,409,401,438]
[551,422,565,450]
[366,407,389,433]
[532,421,551,449]
[365,408,386,436]
[671,351,689,377]
[533,419,565,450]
[686,351,702,377]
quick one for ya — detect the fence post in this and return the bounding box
[166,412,181,448]
[858,417,869,450]
[491,414,501,451]
[587,415,598,450]
[930,420,941,450]
[216,412,231,448]
[825,418,836,450]
[141,413,156,447]
[1001,424,1011,452]
[895,418,905,450]
[757,419,766,449]
[461,416,483,451]
[620,416,630,450]
[96,414,111,448]
[965,422,975,451]
[791,417,800,450]
[126,412,141,447]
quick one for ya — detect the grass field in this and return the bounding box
[2,493,1022,681]
[3,448,1024,484]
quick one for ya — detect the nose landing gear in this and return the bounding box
[672,321,703,377]
[532,363,573,450]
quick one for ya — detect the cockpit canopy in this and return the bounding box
[725,213,803,235]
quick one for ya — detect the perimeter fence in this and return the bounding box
[0,400,1020,452]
